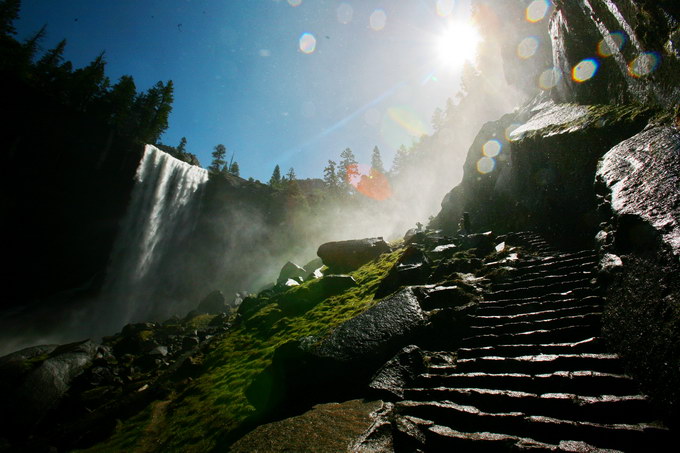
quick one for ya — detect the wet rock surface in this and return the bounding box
[317,237,391,273]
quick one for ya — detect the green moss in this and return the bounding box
[186,314,216,329]
[83,248,404,452]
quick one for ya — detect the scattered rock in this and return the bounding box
[375,247,431,298]
[317,237,391,272]
[319,274,358,295]
[196,290,227,314]
[276,261,307,286]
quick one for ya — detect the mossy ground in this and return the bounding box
[80,248,404,452]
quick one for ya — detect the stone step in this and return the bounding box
[449,353,624,375]
[485,278,596,302]
[402,387,656,424]
[458,337,606,359]
[395,400,669,451]
[423,423,619,452]
[416,371,640,397]
[469,313,601,337]
[478,293,601,314]
[462,324,600,348]
[516,251,597,269]
[492,271,596,292]
[470,304,603,326]
[512,259,598,280]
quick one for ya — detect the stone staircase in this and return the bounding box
[390,235,670,452]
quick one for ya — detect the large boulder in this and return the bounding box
[246,288,427,414]
[317,237,390,272]
[0,340,98,439]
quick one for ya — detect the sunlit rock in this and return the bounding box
[317,237,391,273]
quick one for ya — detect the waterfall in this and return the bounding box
[95,145,209,331]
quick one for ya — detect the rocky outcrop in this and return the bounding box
[317,237,391,273]
[276,261,307,286]
[595,125,680,421]
[431,100,654,246]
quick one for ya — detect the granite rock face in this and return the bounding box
[595,126,680,420]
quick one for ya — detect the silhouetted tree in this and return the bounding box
[286,167,296,181]
[209,144,226,173]
[229,161,240,177]
[390,145,409,178]
[370,146,385,174]
[338,147,358,193]
[323,160,339,193]
[177,136,187,155]
[269,164,282,186]
[0,0,20,37]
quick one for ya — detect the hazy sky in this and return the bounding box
[17,0,476,181]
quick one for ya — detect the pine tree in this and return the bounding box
[338,147,358,189]
[0,0,20,37]
[323,160,339,191]
[229,161,240,177]
[106,75,136,131]
[269,164,282,186]
[370,146,385,174]
[209,144,226,173]
[177,136,187,155]
[286,167,296,181]
[390,145,409,178]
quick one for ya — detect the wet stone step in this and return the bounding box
[462,324,601,348]
[478,296,603,317]
[424,424,617,453]
[470,304,603,326]
[512,259,598,280]
[514,264,597,282]
[416,371,641,397]
[395,400,669,452]
[493,271,596,292]
[402,387,656,425]
[516,252,597,269]
[485,278,596,302]
[480,290,600,310]
[468,313,602,336]
[454,354,623,375]
[458,337,607,359]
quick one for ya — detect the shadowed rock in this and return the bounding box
[317,237,390,273]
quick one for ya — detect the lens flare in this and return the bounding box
[287,0,302,6]
[299,32,316,54]
[387,107,428,137]
[370,9,387,31]
[483,139,502,157]
[337,3,353,24]
[526,0,550,23]
[572,58,599,83]
[628,52,661,78]
[436,0,455,17]
[597,31,626,57]
[538,67,561,90]
[348,164,393,201]
[517,36,540,59]
[505,123,521,141]
[477,157,495,174]
[437,21,482,68]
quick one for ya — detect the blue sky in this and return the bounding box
[17,0,473,181]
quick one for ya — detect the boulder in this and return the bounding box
[230,400,386,453]
[319,274,358,295]
[276,261,307,286]
[247,288,427,414]
[196,290,227,314]
[317,237,390,272]
[368,345,426,399]
[0,340,98,437]
[460,231,496,256]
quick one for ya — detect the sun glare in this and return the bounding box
[437,21,481,68]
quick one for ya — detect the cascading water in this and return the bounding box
[94,145,209,332]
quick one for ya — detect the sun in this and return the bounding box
[437,21,482,68]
